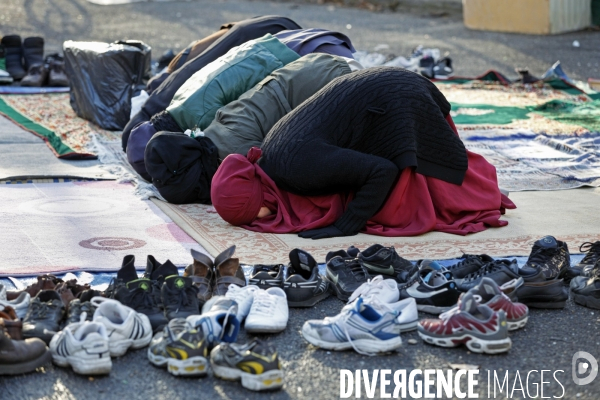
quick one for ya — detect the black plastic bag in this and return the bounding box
[64,40,151,130]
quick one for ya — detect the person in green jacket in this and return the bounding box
[144,53,358,204]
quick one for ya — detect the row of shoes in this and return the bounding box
[0,35,68,87]
[322,236,591,315]
[382,45,454,80]
[0,278,286,390]
[301,273,528,356]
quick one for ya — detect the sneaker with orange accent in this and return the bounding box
[418,292,511,354]
[469,277,528,330]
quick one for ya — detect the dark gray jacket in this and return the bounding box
[203,53,352,160]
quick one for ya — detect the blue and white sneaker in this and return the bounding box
[301,297,403,355]
[187,297,239,348]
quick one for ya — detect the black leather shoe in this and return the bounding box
[22,290,65,344]
[515,279,568,309]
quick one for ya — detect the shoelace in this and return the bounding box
[462,260,507,282]
[166,285,193,314]
[439,306,461,323]
[448,255,479,271]
[129,287,156,311]
[251,292,275,315]
[348,276,386,303]
[348,260,368,282]
[219,305,236,341]
[580,242,600,265]
[527,245,557,268]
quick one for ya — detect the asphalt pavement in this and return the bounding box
[1,0,600,399]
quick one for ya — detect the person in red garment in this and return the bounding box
[210,139,514,239]
[210,69,515,239]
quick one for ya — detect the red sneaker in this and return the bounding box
[418,292,511,354]
[470,277,529,330]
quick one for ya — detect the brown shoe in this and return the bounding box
[48,59,68,87]
[212,246,246,296]
[25,275,62,298]
[0,320,51,375]
[20,64,48,87]
[64,279,91,298]
[184,249,215,305]
[0,306,23,340]
[55,282,76,309]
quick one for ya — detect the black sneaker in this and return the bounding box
[115,278,168,333]
[104,255,138,298]
[446,254,494,279]
[357,244,416,283]
[399,269,461,314]
[145,255,179,308]
[525,236,571,280]
[325,254,368,302]
[284,249,330,307]
[65,289,101,326]
[516,279,569,309]
[456,259,543,292]
[575,241,600,277]
[161,275,199,320]
[571,269,600,310]
[22,290,66,344]
[248,264,284,289]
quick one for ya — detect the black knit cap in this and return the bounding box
[144,131,219,204]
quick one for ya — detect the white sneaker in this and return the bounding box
[347,275,399,304]
[188,297,240,347]
[245,287,288,333]
[202,284,258,321]
[0,284,30,320]
[302,297,403,355]
[364,297,419,332]
[91,297,152,357]
[49,321,112,375]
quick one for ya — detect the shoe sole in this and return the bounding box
[398,320,419,332]
[147,348,168,367]
[212,363,284,391]
[507,316,528,331]
[245,324,287,334]
[0,349,51,375]
[418,331,511,354]
[302,324,403,353]
[287,290,331,308]
[521,300,566,309]
[167,356,208,377]
[52,353,112,375]
[110,330,153,357]
[573,293,600,310]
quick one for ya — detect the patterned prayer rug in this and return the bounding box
[0,181,208,276]
[0,93,120,159]
[436,74,600,191]
[152,188,600,264]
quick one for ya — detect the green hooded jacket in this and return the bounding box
[167,34,299,131]
[203,53,352,160]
